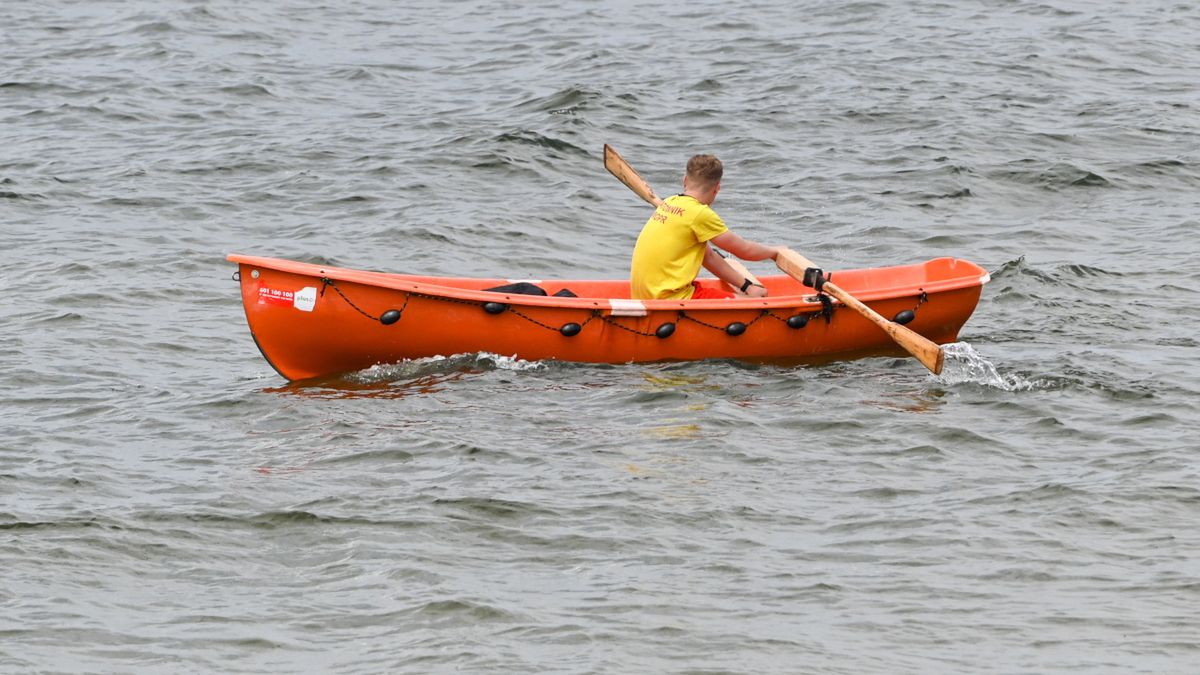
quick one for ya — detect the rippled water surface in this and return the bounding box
[3,1,1199,673]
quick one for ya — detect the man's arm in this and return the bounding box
[710,231,780,262]
[702,245,745,287]
[702,245,769,298]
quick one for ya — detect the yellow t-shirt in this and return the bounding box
[629,195,728,300]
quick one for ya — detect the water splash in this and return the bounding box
[349,352,545,384]
[474,352,547,372]
[936,343,1039,391]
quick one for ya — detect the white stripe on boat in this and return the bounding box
[608,299,647,317]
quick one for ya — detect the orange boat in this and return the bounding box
[228,254,989,381]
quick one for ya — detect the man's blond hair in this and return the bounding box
[686,154,723,189]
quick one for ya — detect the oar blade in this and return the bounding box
[870,311,946,374]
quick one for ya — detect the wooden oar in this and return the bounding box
[776,248,945,374]
[603,144,762,289]
[604,144,662,207]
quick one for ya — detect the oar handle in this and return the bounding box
[775,249,821,286]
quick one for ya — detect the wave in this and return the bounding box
[514,87,605,114]
[988,256,1119,290]
[0,189,44,200]
[986,161,1112,190]
[218,83,275,97]
[493,130,588,156]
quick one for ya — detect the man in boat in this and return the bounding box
[630,154,781,300]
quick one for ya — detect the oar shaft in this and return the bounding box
[777,248,944,374]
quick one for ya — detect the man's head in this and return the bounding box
[684,154,723,203]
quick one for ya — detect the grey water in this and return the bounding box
[3,1,1199,673]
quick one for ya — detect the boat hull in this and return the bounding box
[228,254,988,381]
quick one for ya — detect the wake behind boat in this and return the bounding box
[228,254,988,381]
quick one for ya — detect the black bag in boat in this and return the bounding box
[483,282,576,298]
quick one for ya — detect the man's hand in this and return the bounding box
[745,283,768,298]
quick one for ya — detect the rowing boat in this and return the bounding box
[228,254,988,381]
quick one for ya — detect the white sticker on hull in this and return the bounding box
[293,286,317,312]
